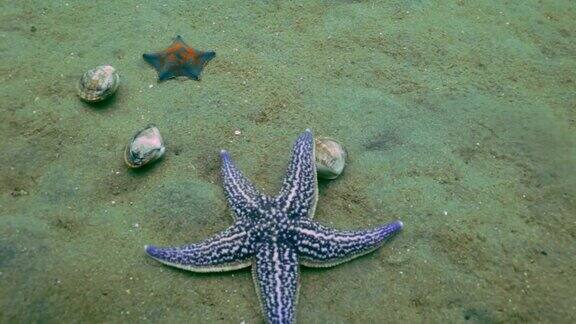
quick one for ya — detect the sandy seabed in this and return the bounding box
[1,1,575,322]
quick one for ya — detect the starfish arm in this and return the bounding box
[173,35,186,44]
[145,222,255,272]
[183,65,202,80]
[295,218,403,268]
[142,52,163,70]
[253,243,299,324]
[277,130,318,219]
[199,50,216,64]
[220,150,263,219]
[158,69,176,81]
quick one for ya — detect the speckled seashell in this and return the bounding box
[78,65,119,102]
[125,125,165,168]
[315,137,347,179]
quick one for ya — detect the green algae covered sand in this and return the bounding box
[1,1,575,322]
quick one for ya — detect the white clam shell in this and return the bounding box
[78,65,119,102]
[315,137,346,179]
[125,125,165,168]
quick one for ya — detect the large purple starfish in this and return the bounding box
[145,130,403,323]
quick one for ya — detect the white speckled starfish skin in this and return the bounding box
[145,130,403,324]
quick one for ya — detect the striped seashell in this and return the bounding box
[78,65,119,102]
[315,137,347,180]
[125,125,165,168]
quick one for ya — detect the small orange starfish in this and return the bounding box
[143,35,215,81]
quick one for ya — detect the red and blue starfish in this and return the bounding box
[145,130,403,323]
[143,35,215,81]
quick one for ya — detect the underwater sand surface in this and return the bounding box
[1,1,575,322]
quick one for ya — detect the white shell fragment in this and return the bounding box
[125,125,165,168]
[315,137,347,179]
[78,65,119,102]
